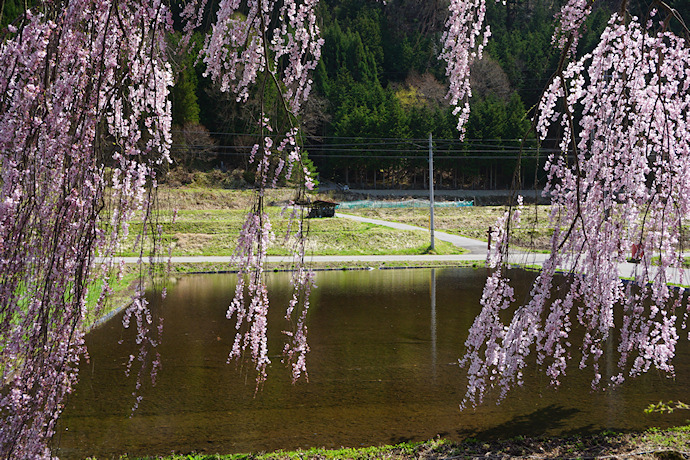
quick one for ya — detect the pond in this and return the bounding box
[54,268,690,459]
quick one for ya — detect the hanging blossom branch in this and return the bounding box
[551,0,592,52]
[281,204,315,383]
[0,0,173,456]
[193,0,322,385]
[439,0,491,138]
[460,197,524,406]
[461,4,690,407]
[0,0,322,453]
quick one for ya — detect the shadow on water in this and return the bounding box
[458,404,583,439]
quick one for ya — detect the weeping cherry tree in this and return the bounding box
[0,0,689,457]
[462,0,690,407]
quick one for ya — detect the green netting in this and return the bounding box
[336,199,473,210]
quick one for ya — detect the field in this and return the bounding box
[116,188,473,257]
[342,204,554,251]
[114,187,554,257]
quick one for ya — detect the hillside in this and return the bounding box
[166,0,623,192]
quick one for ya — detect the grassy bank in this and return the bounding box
[83,271,144,330]
[118,188,473,257]
[128,426,690,459]
[163,260,482,275]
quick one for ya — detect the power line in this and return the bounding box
[171,129,560,144]
[170,149,552,160]
[171,145,549,154]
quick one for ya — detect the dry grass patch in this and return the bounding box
[158,187,298,210]
[172,233,220,254]
[343,205,555,251]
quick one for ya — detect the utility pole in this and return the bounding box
[429,132,435,250]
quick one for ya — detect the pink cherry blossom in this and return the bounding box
[463,7,690,406]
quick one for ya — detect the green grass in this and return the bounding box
[117,208,465,257]
[83,271,141,330]
[122,440,425,460]
[639,425,690,450]
[111,426,690,459]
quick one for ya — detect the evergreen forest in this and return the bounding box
[2,0,648,190]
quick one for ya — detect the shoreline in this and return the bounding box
[118,427,690,459]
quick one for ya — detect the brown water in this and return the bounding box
[54,268,690,459]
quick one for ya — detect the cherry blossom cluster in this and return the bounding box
[460,198,523,406]
[281,206,316,382]
[196,0,322,384]
[201,0,322,114]
[551,0,591,51]
[226,207,274,384]
[0,0,173,456]
[463,8,690,406]
[440,0,491,138]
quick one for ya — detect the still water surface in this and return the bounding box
[55,268,690,459]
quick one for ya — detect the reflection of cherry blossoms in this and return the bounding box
[462,8,690,407]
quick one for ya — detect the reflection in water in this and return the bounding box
[430,269,437,381]
[54,268,690,459]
